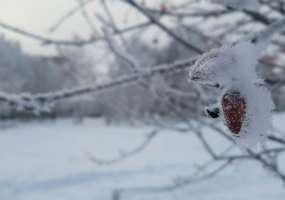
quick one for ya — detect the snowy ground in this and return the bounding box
[0,116,285,200]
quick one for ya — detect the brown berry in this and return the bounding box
[222,90,246,137]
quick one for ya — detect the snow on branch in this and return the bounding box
[0,92,53,115]
[189,17,285,149]
[0,57,197,114]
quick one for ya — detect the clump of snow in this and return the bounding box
[189,39,274,149]
[222,41,274,149]
[190,44,242,87]
[233,84,273,149]
[190,40,268,88]
[212,0,260,11]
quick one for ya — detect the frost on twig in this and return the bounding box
[88,130,158,165]
[0,57,196,114]
[0,92,53,115]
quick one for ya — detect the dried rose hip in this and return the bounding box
[222,90,246,137]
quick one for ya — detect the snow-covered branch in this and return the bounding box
[0,57,197,114]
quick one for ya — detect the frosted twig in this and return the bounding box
[145,7,229,18]
[123,0,204,53]
[88,130,158,165]
[196,131,219,159]
[103,28,139,71]
[76,0,98,34]
[0,57,197,112]
[49,0,95,33]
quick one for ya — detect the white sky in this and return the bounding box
[0,0,170,55]
[0,0,81,54]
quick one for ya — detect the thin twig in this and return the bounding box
[88,130,158,165]
[123,0,204,53]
